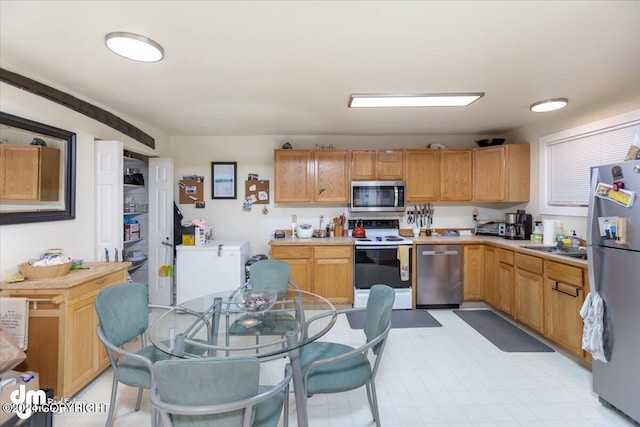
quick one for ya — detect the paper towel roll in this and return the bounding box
[543,220,557,245]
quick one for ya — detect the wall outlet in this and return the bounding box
[291,214,297,223]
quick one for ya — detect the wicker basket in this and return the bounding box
[19,261,72,280]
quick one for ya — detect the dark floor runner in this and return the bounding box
[454,309,554,353]
[346,309,442,329]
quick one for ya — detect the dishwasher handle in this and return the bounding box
[421,250,459,256]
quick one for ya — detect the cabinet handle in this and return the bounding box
[553,281,579,298]
[96,279,107,285]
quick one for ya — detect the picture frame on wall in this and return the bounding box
[211,162,237,199]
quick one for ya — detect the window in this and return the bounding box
[540,109,640,217]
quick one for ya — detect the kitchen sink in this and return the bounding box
[521,245,588,260]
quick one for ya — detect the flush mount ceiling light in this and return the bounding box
[530,98,568,113]
[105,32,164,62]
[348,93,484,108]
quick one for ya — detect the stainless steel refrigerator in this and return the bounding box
[587,159,640,424]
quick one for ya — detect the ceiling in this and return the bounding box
[1,1,640,137]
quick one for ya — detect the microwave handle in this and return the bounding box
[394,186,399,207]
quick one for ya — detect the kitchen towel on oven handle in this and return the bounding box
[397,246,410,281]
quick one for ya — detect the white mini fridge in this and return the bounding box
[176,240,250,305]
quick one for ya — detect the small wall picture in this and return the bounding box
[248,173,259,180]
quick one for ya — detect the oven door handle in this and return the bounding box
[356,245,410,250]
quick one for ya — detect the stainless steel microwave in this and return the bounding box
[350,181,406,212]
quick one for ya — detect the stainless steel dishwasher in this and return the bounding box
[416,244,463,308]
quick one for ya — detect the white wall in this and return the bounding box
[0,83,169,280]
[169,135,507,256]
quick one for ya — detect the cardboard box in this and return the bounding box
[0,371,40,425]
[195,226,213,246]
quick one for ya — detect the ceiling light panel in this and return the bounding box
[530,98,568,113]
[105,32,164,63]
[349,93,484,108]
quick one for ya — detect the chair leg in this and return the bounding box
[134,387,143,411]
[105,375,119,427]
[283,382,290,427]
[366,381,381,427]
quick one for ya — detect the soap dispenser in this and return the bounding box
[571,231,580,249]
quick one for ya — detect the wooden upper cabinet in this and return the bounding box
[376,150,404,180]
[405,150,440,201]
[473,144,530,202]
[440,150,472,201]
[0,145,60,201]
[314,150,350,203]
[351,149,403,181]
[274,149,349,203]
[274,150,313,203]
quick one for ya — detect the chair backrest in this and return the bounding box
[153,357,260,427]
[95,282,149,347]
[249,259,291,298]
[363,284,395,354]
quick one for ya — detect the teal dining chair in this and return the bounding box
[150,357,292,427]
[95,282,169,427]
[227,259,300,341]
[299,284,395,427]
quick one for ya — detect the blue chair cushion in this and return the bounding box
[300,341,372,394]
[253,385,285,427]
[115,345,171,388]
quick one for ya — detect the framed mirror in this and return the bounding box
[0,112,76,225]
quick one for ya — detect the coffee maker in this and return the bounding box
[504,211,532,240]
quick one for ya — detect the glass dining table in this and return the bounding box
[148,287,337,427]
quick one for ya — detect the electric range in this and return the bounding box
[348,219,413,309]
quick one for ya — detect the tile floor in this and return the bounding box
[55,308,636,426]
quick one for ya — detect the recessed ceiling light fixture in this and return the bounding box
[105,32,164,63]
[348,93,484,108]
[530,98,568,113]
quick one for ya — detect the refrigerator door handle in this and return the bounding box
[587,167,600,247]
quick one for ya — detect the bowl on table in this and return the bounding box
[233,289,277,314]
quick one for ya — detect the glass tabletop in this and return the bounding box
[149,288,337,359]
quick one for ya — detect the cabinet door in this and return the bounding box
[270,246,313,292]
[313,246,353,304]
[377,150,404,180]
[351,150,377,180]
[544,278,584,356]
[274,150,313,203]
[66,296,100,394]
[463,245,483,300]
[514,269,544,332]
[314,150,349,203]
[473,146,506,201]
[440,150,472,201]
[405,150,440,201]
[483,245,498,306]
[498,262,514,315]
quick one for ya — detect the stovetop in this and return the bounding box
[348,219,413,246]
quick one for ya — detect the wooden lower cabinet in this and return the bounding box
[543,260,586,357]
[497,249,514,315]
[514,253,544,333]
[463,245,483,300]
[0,263,129,398]
[270,244,353,304]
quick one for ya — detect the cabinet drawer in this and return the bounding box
[498,249,514,265]
[515,253,542,275]
[271,246,312,259]
[545,260,583,288]
[314,245,352,259]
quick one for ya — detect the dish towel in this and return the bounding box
[580,292,607,362]
[397,246,410,281]
[0,297,29,351]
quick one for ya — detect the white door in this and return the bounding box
[95,140,123,261]
[148,158,174,305]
